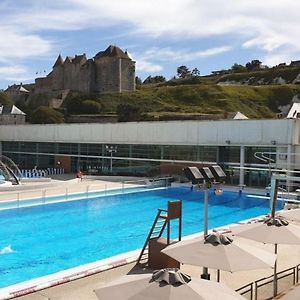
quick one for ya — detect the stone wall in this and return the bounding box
[94,57,121,92]
[78,60,95,93]
[35,77,52,93]
[121,59,135,91]
[52,65,64,91]
[30,47,136,98]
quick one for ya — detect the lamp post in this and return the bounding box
[198,166,226,280]
[183,166,226,279]
[105,146,117,173]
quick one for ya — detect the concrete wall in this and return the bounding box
[0,119,297,147]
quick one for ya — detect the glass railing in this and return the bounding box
[0,177,173,210]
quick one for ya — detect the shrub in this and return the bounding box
[0,92,13,105]
[81,100,102,114]
[117,103,141,122]
[30,106,64,124]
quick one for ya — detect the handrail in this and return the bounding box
[236,264,300,300]
[136,209,168,264]
[235,282,253,299]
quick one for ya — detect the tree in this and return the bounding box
[0,92,13,105]
[191,68,200,77]
[143,75,166,84]
[231,63,247,73]
[135,76,142,86]
[30,106,64,124]
[177,65,191,78]
[117,103,141,122]
[65,95,84,114]
[246,60,262,71]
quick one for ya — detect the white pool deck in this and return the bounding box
[0,176,299,300]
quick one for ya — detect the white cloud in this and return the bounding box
[137,46,231,71]
[0,65,31,82]
[143,46,231,62]
[135,59,163,73]
[0,27,51,60]
[0,65,26,76]
[0,0,300,74]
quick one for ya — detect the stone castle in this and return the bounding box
[34,45,135,94]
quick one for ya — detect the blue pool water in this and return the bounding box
[0,187,281,288]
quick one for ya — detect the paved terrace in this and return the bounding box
[0,176,298,299]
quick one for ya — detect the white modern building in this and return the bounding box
[0,119,299,187]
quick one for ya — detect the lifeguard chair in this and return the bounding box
[137,200,182,268]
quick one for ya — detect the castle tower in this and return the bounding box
[52,54,64,90]
[61,54,88,91]
[93,45,135,93]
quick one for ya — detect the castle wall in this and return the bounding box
[94,57,121,92]
[52,66,64,91]
[32,46,136,96]
[63,63,75,91]
[121,59,136,91]
[78,61,95,93]
[35,77,52,93]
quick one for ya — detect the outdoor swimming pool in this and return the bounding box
[0,186,282,288]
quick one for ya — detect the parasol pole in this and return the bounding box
[201,180,210,280]
[269,176,279,218]
[269,176,279,297]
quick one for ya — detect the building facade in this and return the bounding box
[0,105,26,125]
[0,119,299,188]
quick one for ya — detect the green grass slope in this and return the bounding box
[64,84,300,120]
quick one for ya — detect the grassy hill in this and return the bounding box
[19,65,300,123]
[217,66,300,85]
[63,84,300,120]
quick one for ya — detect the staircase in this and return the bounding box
[137,208,168,264]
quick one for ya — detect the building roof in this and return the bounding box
[233,111,249,120]
[73,54,87,64]
[94,45,131,60]
[5,84,30,93]
[0,105,26,115]
[18,86,29,93]
[287,102,300,118]
[63,56,74,64]
[53,54,64,68]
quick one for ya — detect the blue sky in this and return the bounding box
[0,0,299,89]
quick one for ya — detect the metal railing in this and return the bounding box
[235,282,253,300]
[236,264,300,300]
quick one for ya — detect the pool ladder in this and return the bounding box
[137,200,182,265]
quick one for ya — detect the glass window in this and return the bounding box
[2,142,19,152]
[218,146,240,164]
[57,143,79,154]
[198,146,218,163]
[131,145,161,159]
[245,147,276,164]
[38,142,56,153]
[19,142,36,152]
